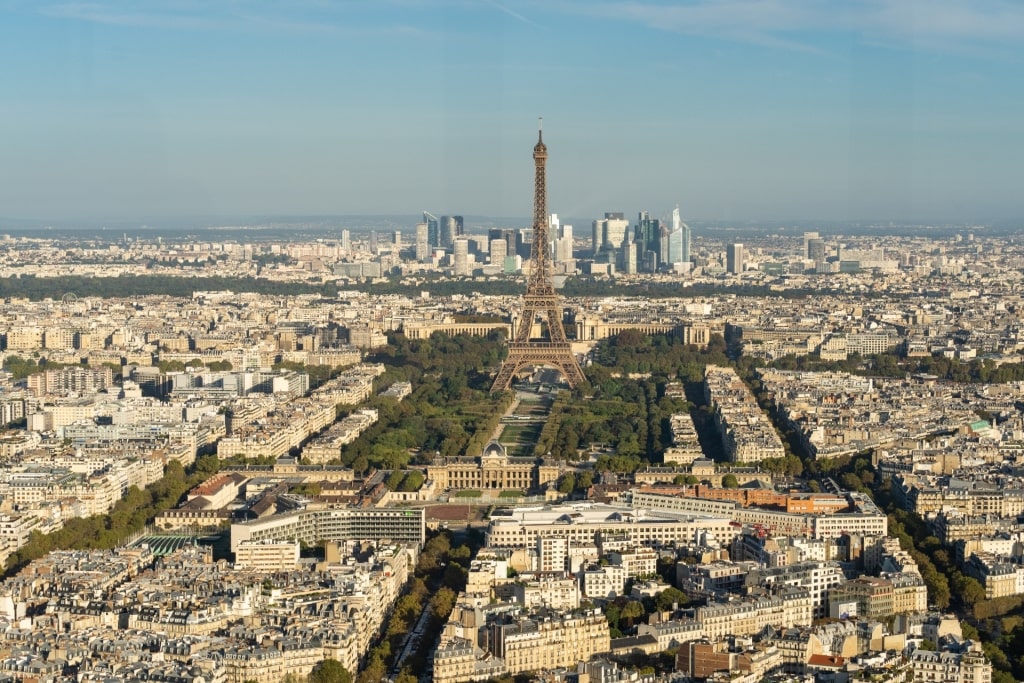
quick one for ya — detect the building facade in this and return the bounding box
[427,442,561,492]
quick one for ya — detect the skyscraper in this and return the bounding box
[453,238,470,276]
[340,229,351,253]
[423,212,439,248]
[665,206,690,268]
[666,227,685,265]
[807,238,826,272]
[803,231,820,259]
[489,238,507,264]
[488,228,509,243]
[549,213,559,260]
[392,231,401,250]
[635,210,661,272]
[550,213,574,263]
[622,238,637,274]
[555,222,573,263]
[516,229,533,259]
[592,212,628,255]
[727,243,744,274]
[441,215,464,248]
[415,223,429,262]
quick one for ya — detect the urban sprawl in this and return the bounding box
[0,221,1021,683]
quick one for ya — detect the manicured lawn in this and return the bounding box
[500,424,543,442]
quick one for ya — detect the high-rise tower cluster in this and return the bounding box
[590,207,690,273]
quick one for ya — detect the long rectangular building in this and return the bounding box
[485,503,739,550]
[230,507,425,552]
[631,490,886,539]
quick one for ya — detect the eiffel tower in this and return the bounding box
[491,121,586,392]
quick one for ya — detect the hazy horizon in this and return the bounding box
[0,213,1015,243]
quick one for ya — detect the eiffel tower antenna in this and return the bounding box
[491,121,586,392]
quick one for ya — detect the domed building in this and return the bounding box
[427,439,562,492]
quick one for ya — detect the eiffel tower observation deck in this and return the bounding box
[491,121,586,393]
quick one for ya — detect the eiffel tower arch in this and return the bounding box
[492,122,586,393]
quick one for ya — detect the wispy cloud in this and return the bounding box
[40,1,227,30]
[545,0,1024,52]
[36,0,440,37]
[482,0,538,27]
[859,0,1024,41]
[28,0,1024,51]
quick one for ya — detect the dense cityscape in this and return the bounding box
[4,0,1024,680]
[1,191,1024,683]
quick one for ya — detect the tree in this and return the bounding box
[289,483,322,497]
[558,473,576,494]
[604,603,621,630]
[398,470,425,492]
[620,600,645,628]
[443,563,467,592]
[158,359,186,372]
[449,544,472,567]
[431,586,457,620]
[722,474,739,489]
[357,654,386,683]
[840,472,865,493]
[386,469,405,491]
[655,587,688,612]
[953,574,986,608]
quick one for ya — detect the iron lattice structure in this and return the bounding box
[491,124,586,392]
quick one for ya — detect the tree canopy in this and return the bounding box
[309,660,353,683]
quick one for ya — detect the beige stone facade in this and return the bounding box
[492,612,610,676]
[428,442,561,492]
[234,540,300,572]
[696,592,813,640]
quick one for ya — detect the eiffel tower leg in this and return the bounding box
[546,350,586,389]
[491,356,522,392]
[492,344,587,393]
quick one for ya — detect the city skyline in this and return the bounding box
[2,196,1024,680]
[2,1,1023,224]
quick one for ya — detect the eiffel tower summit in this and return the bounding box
[491,121,587,393]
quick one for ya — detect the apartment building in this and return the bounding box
[234,540,299,572]
[910,650,991,683]
[490,610,610,677]
[696,591,813,639]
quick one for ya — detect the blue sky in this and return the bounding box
[1,0,1022,224]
